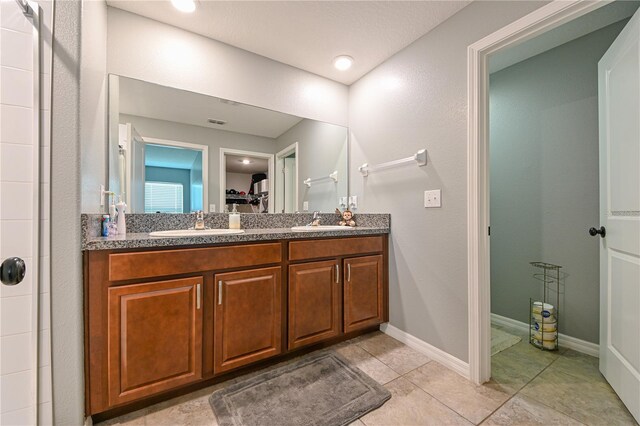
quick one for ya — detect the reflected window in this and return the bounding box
[144,181,184,213]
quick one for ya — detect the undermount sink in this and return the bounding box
[291,225,354,232]
[149,229,245,238]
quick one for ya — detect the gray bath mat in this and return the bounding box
[209,350,391,426]
[491,326,522,356]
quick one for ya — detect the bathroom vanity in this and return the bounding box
[82,214,389,419]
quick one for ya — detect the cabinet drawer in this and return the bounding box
[108,243,282,281]
[289,236,383,261]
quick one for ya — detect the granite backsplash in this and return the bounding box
[82,212,390,241]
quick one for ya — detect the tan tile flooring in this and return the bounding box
[99,327,637,426]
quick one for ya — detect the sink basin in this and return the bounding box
[291,225,354,232]
[149,229,245,238]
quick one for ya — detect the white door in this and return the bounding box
[284,156,296,213]
[121,123,145,213]
[598,8,640,423]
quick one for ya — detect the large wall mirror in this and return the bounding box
[108,75,349,214]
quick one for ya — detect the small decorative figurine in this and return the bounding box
[336,208,356,227]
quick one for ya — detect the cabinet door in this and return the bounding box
[288,260,341,350]
[214,267,282,373]
[344,255,384,333]
[107,277,203,405]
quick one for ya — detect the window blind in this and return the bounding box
[144,181,184,213]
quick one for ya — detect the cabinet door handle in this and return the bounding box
[196,283,201,310]
[218,280,222,305]
[347,264,351,282]
[335,264,340,283]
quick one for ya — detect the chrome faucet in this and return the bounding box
[194,210,205,230]
[308,211,321,226]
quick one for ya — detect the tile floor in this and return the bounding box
[98,327,637,426]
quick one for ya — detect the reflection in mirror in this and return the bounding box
[108,75,348,214]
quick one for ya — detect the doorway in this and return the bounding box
[122,133,209,214]
[468,0,640,423]
[220,148,274,213]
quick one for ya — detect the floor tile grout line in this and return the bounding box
[475,350,562,425]
[508,351,589,425]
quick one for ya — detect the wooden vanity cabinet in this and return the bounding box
[214,267,282,373]
[107,276,203,406]
[288,260,342,350]
[343,255,384,333]
[85,235,388,419]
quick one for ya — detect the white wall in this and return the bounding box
[226,172,255,193]
[80,0,108,212]
[51,1,85,424]
[489,21,627,344]
[276,119,348,213]
[107,7,348,127]
[348,1,547,362]
[120,114,277,211]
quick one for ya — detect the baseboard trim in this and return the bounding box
[490,313,600,358]
[380,323,470,379]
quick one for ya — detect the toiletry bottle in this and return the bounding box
[116,196,127,235]
[229,204,241,229]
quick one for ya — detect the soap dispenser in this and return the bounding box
[116,196,127,235]
[229,203,241,229]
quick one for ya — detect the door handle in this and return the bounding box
[589,226,606,238]
[335,264,339,283]
[218,280,223,305]
[347,264,351,282]
[196,283,201,309]
[1,257,26,286]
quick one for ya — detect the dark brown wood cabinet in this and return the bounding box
[343,255,384,333]
[85,235,387,419]
[107,277,203,406]
[214,267,282,373]
[288,260,342,350]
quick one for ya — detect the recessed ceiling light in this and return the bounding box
[333,55,354,71]
[241,159,251,165]
[171,0,196,13]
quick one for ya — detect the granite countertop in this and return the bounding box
[81,213,390,251]
[83,226,389,251]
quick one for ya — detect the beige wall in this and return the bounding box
[348,1,548,362]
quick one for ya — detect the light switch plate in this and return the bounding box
[424,189,441,208]
[209,204,216,213]
[348,195,358,209]
[100,185,105,207]
[303,201,309,211]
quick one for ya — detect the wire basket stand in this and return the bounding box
[529,261,561,351]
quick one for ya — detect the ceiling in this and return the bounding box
[226,154,269,174]
[145,144,202,169]
[106,1,471,85]
[119,76,303,138]
[490,1,639,73]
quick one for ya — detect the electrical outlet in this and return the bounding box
[303,201,309,211]
[339,197,348,208]
[209,204,216,213]
[424,189,441,208]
